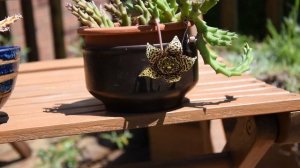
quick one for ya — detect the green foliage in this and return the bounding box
[66,0,114,28]
[0,15,29,62]
[264,0,300,66]
[0,34,11,46]
[67,37,84,57]
[36,132,132,168]
[0,34,30,63]
[66,0,228,27]
[0,15,19,46]
[66,0,252,77]
[222,35,256,54]
[186,1,252,77]
[100,130,133,149]
[253,0,300,92]
[225,0,300,92]
[36,137,80,168]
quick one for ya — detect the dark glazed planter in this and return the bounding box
[0,46,20,109]
[78,22,198,112]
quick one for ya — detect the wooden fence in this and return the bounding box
[0,0,66,62]
[220,0,283,31]
[0,0,286,62]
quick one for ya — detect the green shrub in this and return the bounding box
[37,137,80,168]
[225,0,300,93]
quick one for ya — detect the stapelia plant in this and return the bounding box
[0,14,22,33]
[66,0,253,77]
[139,36,197,83]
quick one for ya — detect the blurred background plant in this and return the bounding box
[224,0,300,93]
[100,130,133,149]
[0,33,29,62]
[36,137,81,168]
[0,34,11,46]
[67,37,84,57]
[36,131,133,168]
[0,14,29,62]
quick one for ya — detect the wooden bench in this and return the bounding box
[0,0,293,166]
[0,58,300,167]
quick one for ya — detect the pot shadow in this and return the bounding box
[42,96,236,167]
[43,98,167,129]
[43,95,236,129]
[183,95,237,113]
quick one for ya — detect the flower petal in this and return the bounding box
[146,43,162,64]
[165,36,183,57]
[139,67,160,79]
[163,75,182,83]
[178,55,197,72]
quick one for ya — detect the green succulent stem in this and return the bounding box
[168,0,178,12]
[179,0,191,20]
[114,0,131,26]
[72,0,102,26]
[191,11,253,76]
[66,1,113,28]
[104,4,122,18]
[200,0,219,14]
[152,0,176,22]
[138,16,147,25]
[135,0,151,25]
[66,0,253,77]
[138,0,150,19]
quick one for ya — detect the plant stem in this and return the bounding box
[153,0,175,22]
[114,0,131,26]
[192,15,252,76]
[200,0,219,14]
[155,19,163,51]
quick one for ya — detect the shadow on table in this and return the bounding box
[41,96,237,167]
[43,95,236,128]
[44,98,159,166]
[184,95,237,113]
[43,98,167,129]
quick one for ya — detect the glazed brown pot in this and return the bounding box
[78,22,199,112]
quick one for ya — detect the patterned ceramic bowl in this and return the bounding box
[0,46,20,109]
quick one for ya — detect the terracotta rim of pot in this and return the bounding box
[78,22,192,36]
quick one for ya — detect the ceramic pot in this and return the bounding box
[78,22,198,112]
[0,46,20,109]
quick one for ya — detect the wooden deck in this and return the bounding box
[1,58,300,144]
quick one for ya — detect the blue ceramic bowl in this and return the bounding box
[0,46,20,109]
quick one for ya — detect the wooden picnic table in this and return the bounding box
[1,58,300,167]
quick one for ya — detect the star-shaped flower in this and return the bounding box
[139,36,197,83]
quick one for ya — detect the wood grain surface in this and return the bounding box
[1,58,300,143]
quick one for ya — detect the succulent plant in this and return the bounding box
[66,0,253,77]
[0,14,22,32]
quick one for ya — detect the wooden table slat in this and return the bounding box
[5,83,287,109]
[1,58,300,143]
